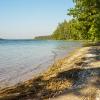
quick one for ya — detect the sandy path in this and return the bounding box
[50,46,100,100]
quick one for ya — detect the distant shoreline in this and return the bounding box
[0,38,4,40]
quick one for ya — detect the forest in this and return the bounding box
[52,0,100,41]
[35,0,100,41]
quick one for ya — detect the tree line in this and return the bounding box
[34,35,52,40]
[52,0,100,41]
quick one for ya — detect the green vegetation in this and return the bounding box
[36,0,100,41]
[34,35,52,40]
[52,0,100,41]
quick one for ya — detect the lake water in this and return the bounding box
[0,40,82,88]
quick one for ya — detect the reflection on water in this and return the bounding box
[0,40,82,88]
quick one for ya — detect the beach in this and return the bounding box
[0,40,82,89]
[0,44,100,100]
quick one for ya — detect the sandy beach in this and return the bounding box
[0,44,100,100]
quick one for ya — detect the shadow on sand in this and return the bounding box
[0,47,100,100]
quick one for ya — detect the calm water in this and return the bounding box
[0,40,82,88]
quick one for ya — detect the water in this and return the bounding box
[0,40,82,88]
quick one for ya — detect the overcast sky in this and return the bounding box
[0,0,74,39]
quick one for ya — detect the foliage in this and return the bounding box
[34,35,52,40]
[52,0,100,41]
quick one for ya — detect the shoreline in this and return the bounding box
[0,40,82,89]
[0,45,100,100]
[0,41,82,90]
[0,46,82,90]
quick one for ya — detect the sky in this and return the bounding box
[0,0,74,39]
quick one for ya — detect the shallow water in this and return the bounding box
[0,40,82,88]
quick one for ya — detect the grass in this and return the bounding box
[83,40,100,47]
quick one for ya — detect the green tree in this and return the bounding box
[68,0,100,41]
